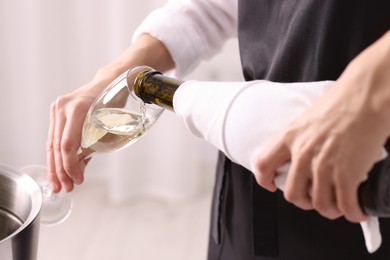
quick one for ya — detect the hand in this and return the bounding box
[46,71,120,193]
[45,34,176,193]
[254,88,385,222]
[253,31,390,223]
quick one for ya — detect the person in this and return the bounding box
[46,0,390,259]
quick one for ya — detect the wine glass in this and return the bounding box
[21,66,165,226]
[78,66,164,158]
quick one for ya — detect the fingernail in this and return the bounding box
[73,176,83,185]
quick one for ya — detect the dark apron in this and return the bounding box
[207,1,390,259]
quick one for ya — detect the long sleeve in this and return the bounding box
[133,0,238,77]
[173,80,333,170]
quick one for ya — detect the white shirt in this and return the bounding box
[133,0,238,77]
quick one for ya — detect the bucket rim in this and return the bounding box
[0,163,42,243]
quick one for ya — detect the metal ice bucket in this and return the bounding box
[0,164,42,260]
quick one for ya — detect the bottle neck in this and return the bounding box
[134,69,184,111]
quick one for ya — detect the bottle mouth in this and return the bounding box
[129,66,162,104]
[125,66,165,125]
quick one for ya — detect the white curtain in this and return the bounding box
[0,0,241,204]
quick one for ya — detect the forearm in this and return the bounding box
[336,30,390,136]
[91,33,174,91]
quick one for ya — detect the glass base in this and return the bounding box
[20,165,73,226]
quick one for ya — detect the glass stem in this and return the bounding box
[41,184,53,197]
[77,147,94,162]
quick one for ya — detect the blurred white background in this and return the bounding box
[0,0,242,259]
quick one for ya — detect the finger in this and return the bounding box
[46,102,61,193]
[284,161,313,210]
[335,176,368,223]
[254,139,291,192]
[312,179,342,220]
[61,110,86,185]
[311,153,342,219]
[52,100,75,192]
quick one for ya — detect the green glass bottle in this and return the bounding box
[132,66,184,111]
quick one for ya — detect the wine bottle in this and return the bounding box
[132,66,184,111]
[358,143,390,217]
[131,66,390,217]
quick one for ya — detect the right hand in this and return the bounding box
[46,69,122,193]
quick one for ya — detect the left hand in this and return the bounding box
[253,31,390,223]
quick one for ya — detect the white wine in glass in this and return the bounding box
[78,66,165,159]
